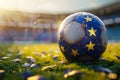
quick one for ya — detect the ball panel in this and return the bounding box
[85,25,101,40]
[101,28,108,47]
[74,15,85,24]
[58,14,76,34]
[63,22,85,44]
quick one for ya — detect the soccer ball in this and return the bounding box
[57,12,108,61]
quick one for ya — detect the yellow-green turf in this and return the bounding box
[0,42,120,80]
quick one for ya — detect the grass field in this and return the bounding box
[0,42,120,80]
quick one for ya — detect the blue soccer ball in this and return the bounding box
[57,12,108,61]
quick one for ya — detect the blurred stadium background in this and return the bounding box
[0,0,120,43]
